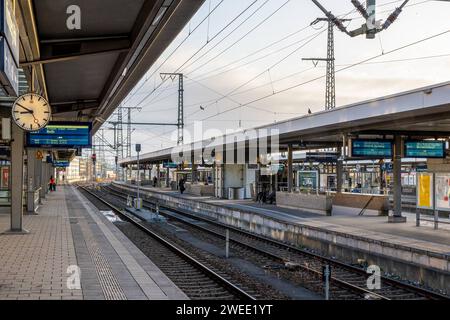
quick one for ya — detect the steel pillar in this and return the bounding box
[337,146,343,193]
[156,164,161,188]
[325,19,336,110]
[287,145,293,193]
[389,135,406,223]
[166,167,170,187]
[37,156,43,204]
[42,161,48,195]
[9,123,26,233]
[192,164,198,184]
[26,149,37,213]
[45,163,50,194]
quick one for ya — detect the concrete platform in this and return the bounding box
[115,182,450,293]
[0,185,187,300]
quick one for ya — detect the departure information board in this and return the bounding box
[26,122,92,148]
[404,140,445,158]
[53,160,70,168]
[351,139,393,158]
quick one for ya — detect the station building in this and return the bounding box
[0,0,448,300]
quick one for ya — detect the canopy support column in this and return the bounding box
[389,135,406,223]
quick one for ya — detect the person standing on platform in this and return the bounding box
[153,176,158,188]
[179,178,186,194]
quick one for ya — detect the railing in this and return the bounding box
[0,190,10,205]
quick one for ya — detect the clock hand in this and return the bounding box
[16,103,34,114]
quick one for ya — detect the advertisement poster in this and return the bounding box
[435,173,450,211]
[417,173,433,209]
[297,171,319,190]
[1,167,8,189]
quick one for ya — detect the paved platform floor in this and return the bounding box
[0,186,187,300]
[131,184,450,256]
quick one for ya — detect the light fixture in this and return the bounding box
[152,7,168,26]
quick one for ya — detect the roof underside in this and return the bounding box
[17,0,204,160]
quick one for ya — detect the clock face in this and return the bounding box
[11,93,51,131]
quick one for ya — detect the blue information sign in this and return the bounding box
[0,0,19,96]
[351,139,393,158]
[53,160,70,168]
[404,141,445,158]
[163,162,178,169]
[26,122,92,148]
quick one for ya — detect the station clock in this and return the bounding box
[11,93,51,131]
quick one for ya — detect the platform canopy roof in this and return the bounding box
[120,81,450,166]
[14,0,204,160]
[17,0,204,129]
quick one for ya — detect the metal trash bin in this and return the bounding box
[228,187,244,200]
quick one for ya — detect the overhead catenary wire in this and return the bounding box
[185,74,300,116]
[187,28,450,124]
[139,0,266,108]
[188,27,327,118]
[133,0,415,109]
[148,28,327,109]
[130,6,355,135]
[121,0,226,106]
[182,6,360,117]
[122,0,432,114]
[130,4,358,114]
[181,0,292,75]
[121,1,448,151]
[212,51,450,100]
[132,0,264,109]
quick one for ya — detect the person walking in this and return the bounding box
[49,175,56,192]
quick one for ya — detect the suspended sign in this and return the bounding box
[53,160,70,168]
[305,152,339,163]
[0,0,19,96]
[351,139,393,158]
[26,122,92,148]
[404,141,445,158]
[163,162,178,169]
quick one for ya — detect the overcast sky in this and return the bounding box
[99,0,450,159]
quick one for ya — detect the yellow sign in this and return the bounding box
[417,173,433,209]
[36,150,43,160]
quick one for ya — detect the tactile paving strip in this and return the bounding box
[79,219,127,300]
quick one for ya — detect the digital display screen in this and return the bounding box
[53,160,70,168]
[26,122,92,148]
[351,139,393,158]
[404,141,445,158]
[163,162,178,169]
[0,0,19,96]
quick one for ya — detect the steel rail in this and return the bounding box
[78,185,257,301]
[107,183,449,300]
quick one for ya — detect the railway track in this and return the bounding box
[104,183,450,301]
[77,185,257,300]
